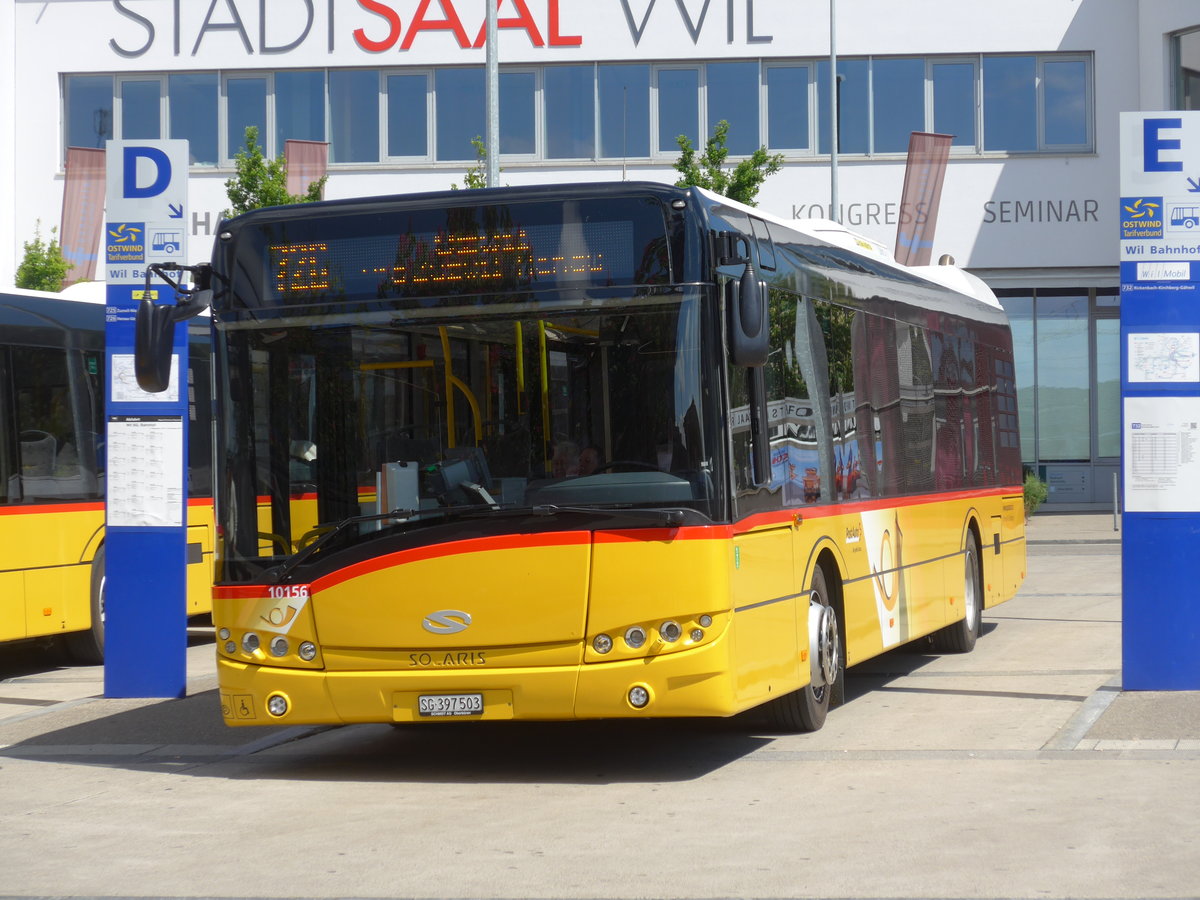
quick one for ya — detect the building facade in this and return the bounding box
[3,0,1199,507]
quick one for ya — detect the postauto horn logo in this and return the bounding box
[107,222,146,262]
[1121,197,1164,240]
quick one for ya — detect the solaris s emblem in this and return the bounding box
[422,609,472,635]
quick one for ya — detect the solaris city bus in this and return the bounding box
[0,284,215,662]
[136,182,1026,731]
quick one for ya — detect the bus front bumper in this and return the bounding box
[216,637,744,726]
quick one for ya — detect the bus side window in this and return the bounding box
[11,347,101,501]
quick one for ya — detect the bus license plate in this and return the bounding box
[418,693,483,717]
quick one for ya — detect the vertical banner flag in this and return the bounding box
[285,139,328,198]
[60,147,107,285]
[894,132,952,266]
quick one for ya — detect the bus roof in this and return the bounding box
[692,186,1002,310]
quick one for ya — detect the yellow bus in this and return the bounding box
[0,285,215,663]
[139,182,1026,731]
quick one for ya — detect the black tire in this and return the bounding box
[766,564,843,732]
[931,533,982,653]
[64,544,105,664]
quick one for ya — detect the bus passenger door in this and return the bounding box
[730,525,800,705]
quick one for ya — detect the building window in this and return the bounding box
[545,66,594,159]
[63,51,1095,168]
[598,64,649,159]
[1042,58,1089,148]
[329,70,379,163]
[765,64,809,151]
[386,72,430,159]
[983,56,1037,151]
[274,70,325,152]
[817,58,869,154]
[169,73,218,166]
[656,67,699,154]
[1173,28,1200,109]
[872,57,926,153]
[119,78,161,141]
[64,75,113,150]
[999,290,1117,470]
[705,61,759,154]
[500,70,537,156]
[226,75,266,159]
[931,60,976,147]
[435,68,484,161]
[1035,294,1090,461]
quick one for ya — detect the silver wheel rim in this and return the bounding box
[964,549,978,627]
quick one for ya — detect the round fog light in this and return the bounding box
[624,626,647,649]
[299,641,317,661]
[266,694,289,717]
[593,634,613,654]
[690,628,704,642]
[241,632,260,653]
[659,620,681,642]
[628,685,650,709]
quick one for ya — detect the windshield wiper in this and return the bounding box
[531,504,688,527]
[271,508,420,582]
[271,502,552,581]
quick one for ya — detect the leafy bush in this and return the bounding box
[1023,470,1048,519]
[16,221,69,291]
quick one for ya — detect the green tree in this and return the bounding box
[451,136,494,190]
[15,221,70,292]
[222,126,326,218]
[673,120,784,207]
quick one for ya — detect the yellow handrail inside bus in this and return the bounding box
[439,326,483,448]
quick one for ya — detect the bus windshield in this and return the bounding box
[215,290,723,580]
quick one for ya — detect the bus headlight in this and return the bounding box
[624,626,647,649]
[659,620,681,642]
[269,636,289,657]
[593,634,614,654]
[241,632,260,654]
[298,641,317,661]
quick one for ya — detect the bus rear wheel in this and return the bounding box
[766,564,843,732]
[931,533,982,653]
[64,544,105,665]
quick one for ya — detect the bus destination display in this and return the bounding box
[267,219,640,299]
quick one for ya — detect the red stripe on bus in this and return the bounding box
[732,486,1022,534]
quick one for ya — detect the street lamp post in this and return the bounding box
[829,0,839,222]
[485,1,500,187]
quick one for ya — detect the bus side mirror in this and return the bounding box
[133,263,213,392]
[134,299,178,393]
[729,261,768,368]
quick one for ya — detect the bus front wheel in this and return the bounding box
[766,564,843,732]
[64,544,105,665]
